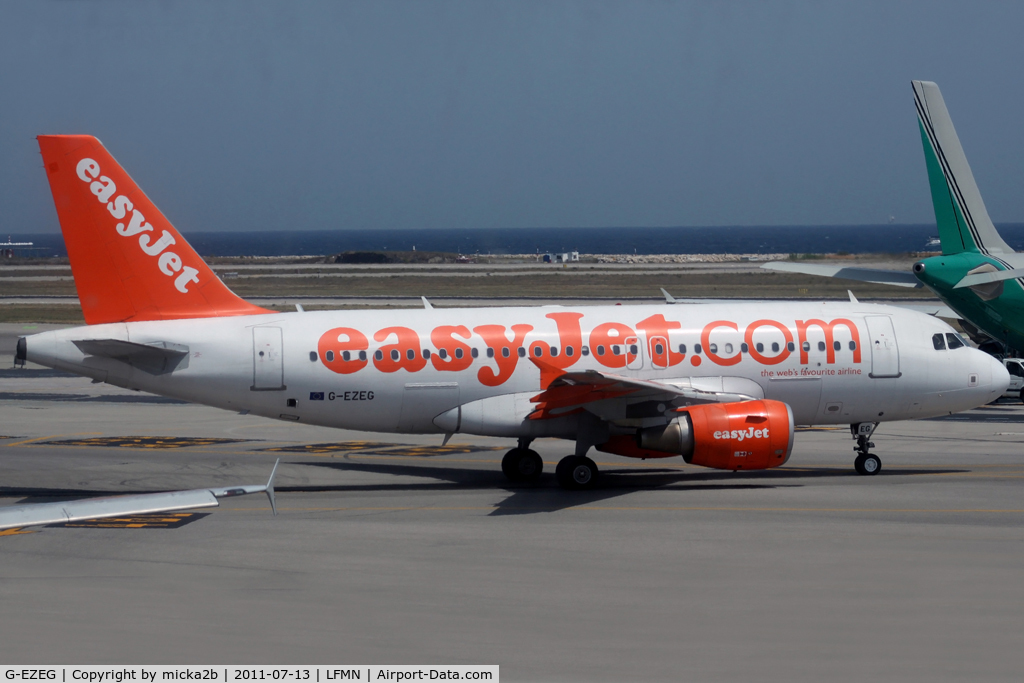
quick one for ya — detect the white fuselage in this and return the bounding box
[24,301,1007,440]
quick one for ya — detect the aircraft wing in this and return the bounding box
[0,461,279,531]
[761,261,922,288]
[528,366,758,421]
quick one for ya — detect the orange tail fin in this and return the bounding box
[37,135,270,324]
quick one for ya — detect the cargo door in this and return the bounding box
[766,377,822,425]
[252,326,285,390]
[865,315,901,378]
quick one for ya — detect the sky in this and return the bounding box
[3,1,1024,234]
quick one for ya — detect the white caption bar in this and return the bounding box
[1,668,498,683]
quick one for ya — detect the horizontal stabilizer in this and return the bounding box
[954,267,1024,289]
[73,338,189,374]
[761,262,922,288]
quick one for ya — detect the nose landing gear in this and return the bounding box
[851,422,881,475]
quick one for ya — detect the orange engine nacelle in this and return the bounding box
[632,399,795,471]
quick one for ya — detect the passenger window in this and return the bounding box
[359,351,367,361]
[487,348,495,358]
[581,346,590,356]
[709,343,718,353]
[802,342,810,352]
[551,347,559,357]
[501,347,510,358]
[946,333,965,350]
[833,341,841,351]
[422,349,430,359]
[772,342,780,353]
[566,346,574,357]
[374,350,383,361]
[741,343,748,353]
[654,343,664,355]
[325,351,335,362]
[755,343,763,353]
[817,341,826,352]
[629,344,638,355]
[787,342,795,352]
[596,345,605,356]
[343,351,351,361]
[532,346,542,357]
[848,341,856,351]
[612,345,622,356]
[471,348,479,358]
[678,343,687,354]
[932,333,945,350]
[694,344,702,354]
[439,349,448,359]
[518,347,526,358]
[407,349,415,360]
[309,351,318,362]
[391,349,400,361]
[454,348,463,359]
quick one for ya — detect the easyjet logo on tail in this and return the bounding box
[75,158,200,294]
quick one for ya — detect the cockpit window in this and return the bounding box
[945,333,965,349]
[932,333,946,350]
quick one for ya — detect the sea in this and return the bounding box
[8,224,1024,258]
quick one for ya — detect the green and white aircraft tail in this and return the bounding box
[913,80,1014,256]
[763,80,1024,352]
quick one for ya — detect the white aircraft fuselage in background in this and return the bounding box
[18,134,1010,490]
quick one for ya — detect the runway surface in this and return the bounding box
[2,344,1024,680]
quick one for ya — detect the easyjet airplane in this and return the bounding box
[15,136,1009,495]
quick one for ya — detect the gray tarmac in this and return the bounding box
[2,330,1024,680]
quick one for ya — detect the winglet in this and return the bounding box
[422,297,434,310]
[266,458,279,516]
[660,288,678,304]
[848,290,859,304]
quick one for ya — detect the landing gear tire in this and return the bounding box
[854,453,882,476]
[556,455,599,490]
[501,448,543,483]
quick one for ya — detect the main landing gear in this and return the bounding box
[501,438,543,483]
[555,455,599,490]
[851,422,881,475]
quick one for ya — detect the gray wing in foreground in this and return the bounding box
[761,262,922,288]
[0,489,218,531]
[0,460,280,530]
